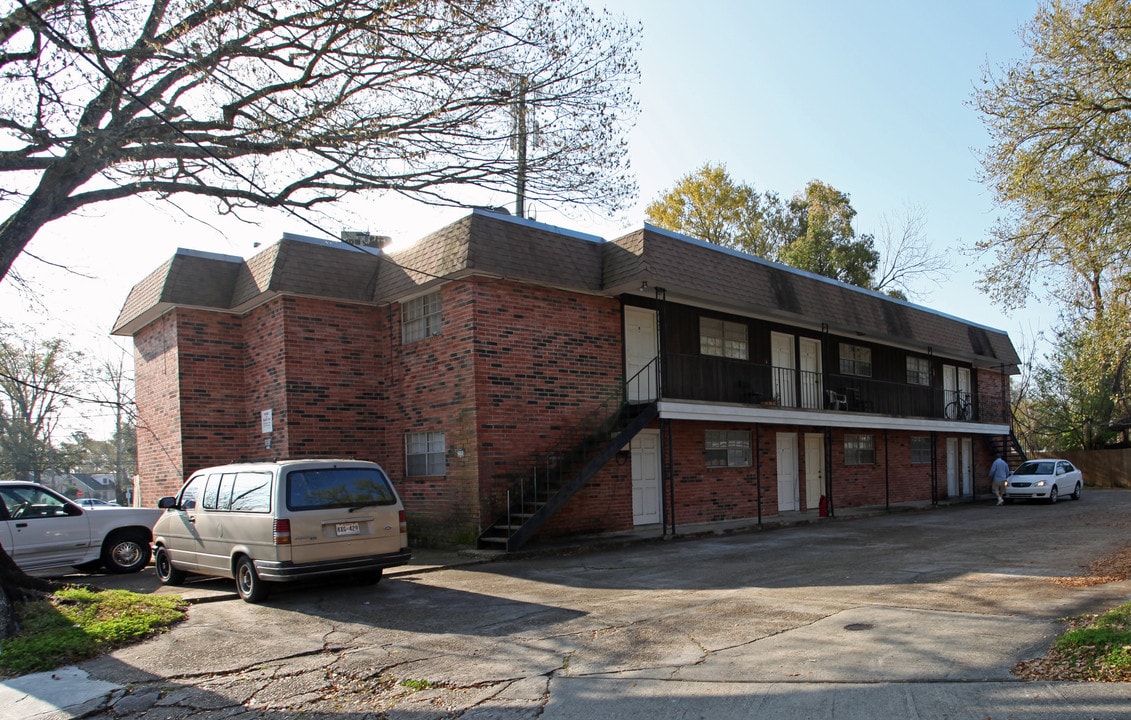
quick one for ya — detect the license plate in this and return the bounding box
[335,522,360,537]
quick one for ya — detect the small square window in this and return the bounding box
[845,434,875,465]
[910,436,931,464]
[402,292,442,344]
[700,317,749,360]
[907,357,930,385]
[839,343,872,377]
[406,431,446,476]
[705,430,752,468]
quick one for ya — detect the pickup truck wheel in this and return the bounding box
[101,530,152,574]
[154,545,187,585]
[235,556,269,602]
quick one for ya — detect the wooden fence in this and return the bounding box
[1033,449,1131,489]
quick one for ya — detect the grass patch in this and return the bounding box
[399,678,435,691]
[0,586,186,676]
[1015,602,1131,681]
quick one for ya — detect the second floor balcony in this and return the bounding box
[649,352,1000,424]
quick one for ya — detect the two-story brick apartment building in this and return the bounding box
[113,209,1021,548]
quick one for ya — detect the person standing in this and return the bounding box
[989,454,1010,505]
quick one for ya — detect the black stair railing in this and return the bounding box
[478,358,660,551]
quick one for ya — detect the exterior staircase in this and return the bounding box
[985,430,1028,470]
[476,400,659,552]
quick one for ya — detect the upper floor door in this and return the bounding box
[625,306,658,402]
[771,332,796,407]
[798,337,823,410]
[942,364,972,419]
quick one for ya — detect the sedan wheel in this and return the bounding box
[1049,486,1059,504]
[1072,482,1082,501]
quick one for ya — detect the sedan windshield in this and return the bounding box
[1013,462,1055,476]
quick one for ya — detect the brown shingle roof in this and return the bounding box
[607,226,1020,367]
[373,211,603,302]
[112,212,1019,368]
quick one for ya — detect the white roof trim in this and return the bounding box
[657,399,1010,435]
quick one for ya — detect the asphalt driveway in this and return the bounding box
[11,490,1131,719]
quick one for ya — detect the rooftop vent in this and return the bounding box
[340,231,391,249]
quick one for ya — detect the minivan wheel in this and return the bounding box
[154,545,187,585]
[101,531,152,574]
[351,569,383,586]
[235,556,268,602]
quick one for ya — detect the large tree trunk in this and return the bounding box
[0,542,56,639]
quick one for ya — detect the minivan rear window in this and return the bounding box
[286,467,397,511]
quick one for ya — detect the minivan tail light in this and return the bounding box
[273,518,291,545]
[399,510,407,535]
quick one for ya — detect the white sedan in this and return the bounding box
[0,481,162,573]
[1003,459,1083,504]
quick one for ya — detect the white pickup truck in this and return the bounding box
[0,481,163,574]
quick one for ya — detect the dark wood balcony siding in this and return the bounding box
[655,302,1003,422]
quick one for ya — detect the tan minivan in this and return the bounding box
[152,459,410,602]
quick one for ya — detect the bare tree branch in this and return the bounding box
[0,0,640,280]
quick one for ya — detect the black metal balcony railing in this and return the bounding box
[662,352,998,423]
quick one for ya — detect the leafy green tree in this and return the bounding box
[644,163,776,256]
[0,0,640,281]
[974,0,1131,321]
[0,324,79,482]
[976,0,1131,448]
[1025,320,1121,451]
[648,168,948,295]
[776,180,879,288]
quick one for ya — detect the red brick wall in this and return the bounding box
[274,297,384,459]
[133,312,185,505]
[528,422,995,543]
[381,282,480,545]
[976,367,1010,424]
[131,278,1010,545]
[175,310,249,477]
[471,280,623,536]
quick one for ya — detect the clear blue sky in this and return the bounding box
[2,0,1045,438]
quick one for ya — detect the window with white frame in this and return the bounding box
[906,356,930,385]
[406,431,446,476]
[910,436,931,464]
[705,430,752,468]
[845,434,876,465]
[839,343,872,377]
[700,317,749,360]
[401,291,442,343]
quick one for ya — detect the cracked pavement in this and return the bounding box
[19,490,1131,719]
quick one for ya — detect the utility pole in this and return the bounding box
[514,76,529,218]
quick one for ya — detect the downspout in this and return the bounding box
[884,428,890,511]
[755,424,762,526]
[824,427,835,518]
[930,431,939,506]
[654,286,673,537]
[665,418,675,536]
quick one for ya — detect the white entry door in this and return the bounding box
[961,437,973,496]
[631,429,662,525]
[771,332,796,407]
[946,437,959,497]
[804,433,824,510]
[625,307,658,402]
[799,338,823,409]
[777,432,799,512]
